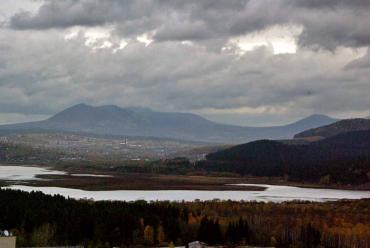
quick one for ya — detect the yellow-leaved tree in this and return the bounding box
[143,225,154,245]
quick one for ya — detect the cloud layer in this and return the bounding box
[10,0,370,49]
[1,0,370,125]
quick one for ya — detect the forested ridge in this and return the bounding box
[201,130,370,185]
[0,189,369,247]
[295,118,370,139]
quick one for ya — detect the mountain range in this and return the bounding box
[0,104,338,143]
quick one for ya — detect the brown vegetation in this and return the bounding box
[26,174,265,191]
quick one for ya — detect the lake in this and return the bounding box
[1,165,369,202]
[0,165,65,180]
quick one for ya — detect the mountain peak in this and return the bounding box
[298,114,334,122]
[58,104,154,113]
[288,114,337,129]
[68,103,92,109]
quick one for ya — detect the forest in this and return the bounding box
[201,130,370,185]
[0,189,369,248]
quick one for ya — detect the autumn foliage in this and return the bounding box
[0,189,369,247]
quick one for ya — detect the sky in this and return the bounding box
[0,0,370,126]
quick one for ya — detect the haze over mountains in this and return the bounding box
[0,104,339,143]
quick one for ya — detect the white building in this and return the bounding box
[188,241,208,248]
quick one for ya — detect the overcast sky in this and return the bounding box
[0,0,369,126]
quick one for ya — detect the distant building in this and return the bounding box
[120,137,128,145]
[0,236,16,248]
[188,241,208,248]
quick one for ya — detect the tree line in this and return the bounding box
[0,189,368,247]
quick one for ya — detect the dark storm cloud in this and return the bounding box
[9,0,247,38]
[290,0,370,9]
[10,0,128,29]
[8,0,370,50]
[288,0,370,48]
[295,7,370,49]
[0,27,369,124]
[1,0,370,125]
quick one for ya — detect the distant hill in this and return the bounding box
[0,104,337,143]
[207,130,370,162]
[294,118,370,140]
[201,130,370,185]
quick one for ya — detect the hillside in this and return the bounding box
[201,130,370,185]
[294,118,370,140]
[0,104,337,143]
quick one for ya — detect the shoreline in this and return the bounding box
[1,163,369,191]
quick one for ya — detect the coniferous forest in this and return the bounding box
[201,130,370,185]
[0,189,369,248]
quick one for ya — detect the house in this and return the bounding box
[188,241,208,248]
[0,236,16,248]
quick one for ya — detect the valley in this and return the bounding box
[1,114,370,191]
[0,104,369,248]
[3,2,370,246]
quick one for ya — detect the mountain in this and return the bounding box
[201,130,370,184]
[0,104,337,143]
[294,118,370,140]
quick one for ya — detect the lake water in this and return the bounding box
[1,165,369,202]
[0,165,65,180]
[0,165,111,180]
